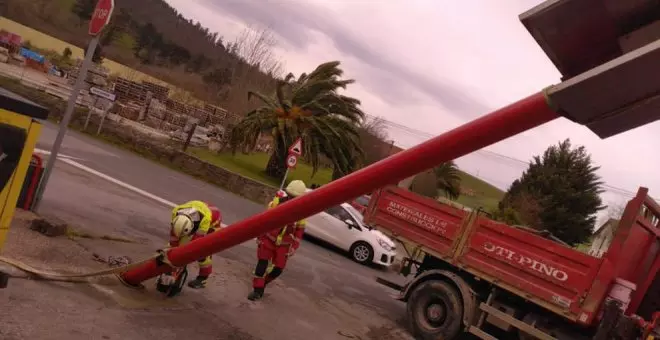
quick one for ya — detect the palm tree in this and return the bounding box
[434,161,462,200]
[230,61,365,180]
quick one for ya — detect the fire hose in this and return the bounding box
[0,248,172,284]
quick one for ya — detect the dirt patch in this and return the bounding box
[30,217,68,237]
[1,210,106,276]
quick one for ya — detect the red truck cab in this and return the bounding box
[365,186,659,340]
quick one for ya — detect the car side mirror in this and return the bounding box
[345,219,355,228]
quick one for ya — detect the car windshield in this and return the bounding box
[343,205,372,230]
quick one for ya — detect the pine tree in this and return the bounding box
[497,139,604,245]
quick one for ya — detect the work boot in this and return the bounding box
[187,276,207,289]
[247,289,264,301]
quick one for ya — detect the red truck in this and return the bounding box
[365,186,659,339]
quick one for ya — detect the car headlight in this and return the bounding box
[377,238,393,251]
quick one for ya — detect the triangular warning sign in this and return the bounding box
[288,138,303,156]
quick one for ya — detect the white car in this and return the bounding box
[304,202,398,267]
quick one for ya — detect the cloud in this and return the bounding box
[167,0,660,213]
[198,0,492,117]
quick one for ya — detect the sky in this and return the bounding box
[165,0,660,223]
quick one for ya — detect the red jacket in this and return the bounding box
[260,196,306,250]
[260,221,306,250]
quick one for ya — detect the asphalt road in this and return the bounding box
[33,121,410,339]
[37,121,265,225]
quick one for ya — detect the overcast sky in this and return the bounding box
[165,0,660,222]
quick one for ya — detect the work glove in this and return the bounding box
[160,274,175,286]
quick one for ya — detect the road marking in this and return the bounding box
[60,157,177,208]
[34,148,84,161]
[47,154,229,228]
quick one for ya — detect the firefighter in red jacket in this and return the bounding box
[161,200,222,289]
[248,180,307,301]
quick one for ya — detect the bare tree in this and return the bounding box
[229,25,285,78]
[214,25,284,115]
[358,116,392,166]
[361,115,389,140]
[605,200,626,220]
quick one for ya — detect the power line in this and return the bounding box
[366,113,531,166]
[365,113,657,200]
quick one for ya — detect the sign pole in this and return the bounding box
[279,138,302,191]
[84,97,99,131]
[97,105,110,135]
[34,36,99,212]
[279,168,290,191]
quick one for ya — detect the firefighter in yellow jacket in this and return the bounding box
[163,200,222,289]
[248,180,308,301]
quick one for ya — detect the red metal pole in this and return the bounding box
[121,91,559,285]
[24,154,43,211]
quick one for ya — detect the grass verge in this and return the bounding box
[188,148,333,187]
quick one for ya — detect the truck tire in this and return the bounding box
[407,280,463,340]
[349,242,374,264]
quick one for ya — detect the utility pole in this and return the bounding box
[34,0,114,212]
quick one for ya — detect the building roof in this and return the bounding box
[592,218,621,238]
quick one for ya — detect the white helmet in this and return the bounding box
[285,180,307,197]
[172,215,194,238]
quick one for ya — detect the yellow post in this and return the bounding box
[0,89,49,250]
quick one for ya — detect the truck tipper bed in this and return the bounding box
[365,186,660,339]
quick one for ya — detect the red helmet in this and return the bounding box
[205,202,222,228]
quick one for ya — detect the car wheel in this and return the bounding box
[349,242,374,264]
[406,280,463,340]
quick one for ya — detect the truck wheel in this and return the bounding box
[407,280,463,340]
[349,242,374,264]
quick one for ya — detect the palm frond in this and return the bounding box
[235,60,367,176]
[283,72,296,83]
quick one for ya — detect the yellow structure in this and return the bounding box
[0,88,48,249]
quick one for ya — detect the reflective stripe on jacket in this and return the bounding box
[171,200,213,235]
[263,197,306,247]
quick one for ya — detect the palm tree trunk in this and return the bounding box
[266,152,287,180]
[332,167,341,181]
[266,138,287,180]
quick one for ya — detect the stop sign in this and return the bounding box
[88,0,115,36]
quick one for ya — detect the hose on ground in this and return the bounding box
[0,251,167,283]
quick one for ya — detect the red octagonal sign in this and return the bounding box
[89,0,115,36]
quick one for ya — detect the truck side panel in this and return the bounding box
[458,216,601,315]
[366,186,603,320]
[368,186,660,328]
[367,188,468,258]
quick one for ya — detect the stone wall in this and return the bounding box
[73,114,278,204]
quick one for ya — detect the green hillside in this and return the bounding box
[456,172,505,211]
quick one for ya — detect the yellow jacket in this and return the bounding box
[171,200,213,235]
